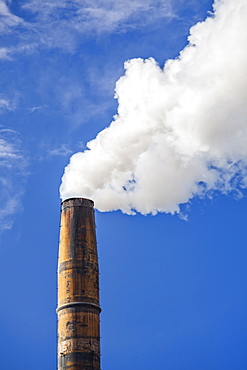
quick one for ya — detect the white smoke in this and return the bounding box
[60,0,247,215]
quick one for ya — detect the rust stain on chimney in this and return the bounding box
[57,198,101,370]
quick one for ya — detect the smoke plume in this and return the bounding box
[60,0,247,215]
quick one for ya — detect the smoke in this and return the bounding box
[60,0,247,215]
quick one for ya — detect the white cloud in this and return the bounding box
[0,96,16,112]
[0,98,11,111]
[0,0,175,56]
[0,47,12,60]
[0,127,28,232]
[27,106,43,113]
[75,0,174,33]
[22,0,174,34]
[60,0,247,215]
[0,0,24,34]
[49,144,73,157]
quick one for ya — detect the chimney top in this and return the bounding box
[62,197,94,208]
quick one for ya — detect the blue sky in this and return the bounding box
[0,0,247,369]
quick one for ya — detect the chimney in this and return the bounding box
[57,198,101,370]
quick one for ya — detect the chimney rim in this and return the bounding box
[61,197,94,208]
